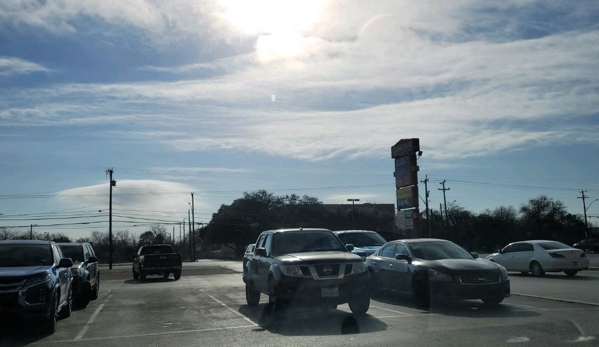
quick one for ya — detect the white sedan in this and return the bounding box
[486,240,589,277]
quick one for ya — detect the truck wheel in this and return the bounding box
[174,271,181,280]
[348,295,370,316]
[133,268,139,280]
[140,272,147,280]
[59,287,72,318]
[246,282,260,306]
[91,274,100,300]
[76,282,91,308]
[163,272,170,279]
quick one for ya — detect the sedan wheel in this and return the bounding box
[530,261,545,277]
[564,270,578,277]
[482,297,504,305]
[412,281,430,309]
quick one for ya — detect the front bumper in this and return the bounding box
[430,278,510,301]
[273,271,370,306]
[0,282,54,321]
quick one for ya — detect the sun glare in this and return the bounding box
[221,0,322,35]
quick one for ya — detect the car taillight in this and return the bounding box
[580,252,587,258]
[549,253,565,258]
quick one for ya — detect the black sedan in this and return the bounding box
[365,238,510,308]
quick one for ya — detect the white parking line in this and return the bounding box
[202,290,258,326]
[74,294,113,340]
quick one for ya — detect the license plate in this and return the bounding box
[321,287,339,298]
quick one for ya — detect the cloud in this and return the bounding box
[0,56,52,76]
[57,180,208,221]
[1,1,598,162]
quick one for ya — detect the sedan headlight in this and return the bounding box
[25,274,51,286]
[428,269,452,282]
[498,265,509,281]
[350,262,366,274]
[280,265,303,277]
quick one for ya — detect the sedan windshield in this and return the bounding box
[336,232,386,247]
[0,244,53,267]
[272,232,347,255]
[409,242,473,260]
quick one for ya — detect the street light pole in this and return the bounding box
[347,199,360,230]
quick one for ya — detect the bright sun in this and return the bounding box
[221,0,322,35]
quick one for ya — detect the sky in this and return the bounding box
[1,0,598,241]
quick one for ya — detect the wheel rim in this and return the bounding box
[531,263,541,275]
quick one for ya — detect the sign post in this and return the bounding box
[391,138,421,237]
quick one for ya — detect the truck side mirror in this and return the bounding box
[255,247,267,257]
[346,244,355,252]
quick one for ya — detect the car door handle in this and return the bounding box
[388,264,394,267]
[372,261,377,265]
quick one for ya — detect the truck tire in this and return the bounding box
[59,287,72,318]
[140,272,147,280]
[174,271,181,280]
[42,294,58,334]
[133,268,139,280]
[348,295,370,316]
[246,282,260,306]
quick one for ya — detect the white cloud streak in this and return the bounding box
[0,56,52,76]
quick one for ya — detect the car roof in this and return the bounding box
[393,238,452,244]
[57,242,89,246]
[509,240,563,244]
[0,240,54,245]
[263,228,331,234]
[333,230,380,234]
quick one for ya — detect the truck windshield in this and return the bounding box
[60,245,84,262]
[0,244,53,267]
[272,232,347,255]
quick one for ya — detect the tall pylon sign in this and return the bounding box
[391,138,421,237]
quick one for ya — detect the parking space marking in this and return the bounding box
[513,293,599,307]
[202,289,258,326]
[74,294,113,340]
[369,305,413,316]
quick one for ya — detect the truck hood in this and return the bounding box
[279,251,362,263]
[0,266,51,279]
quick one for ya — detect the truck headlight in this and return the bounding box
[428,269,452,282]
[25,274,51,286]
[351,262,366,274]
[498,265,509,281]
[280,265,303,277]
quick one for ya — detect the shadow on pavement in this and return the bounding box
[0,319,57,347]
[238,303,388,336]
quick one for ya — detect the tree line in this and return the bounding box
[0,191,590,263]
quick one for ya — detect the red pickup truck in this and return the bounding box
[132,244,182,280]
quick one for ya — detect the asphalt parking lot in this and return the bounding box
[2,258,598,347]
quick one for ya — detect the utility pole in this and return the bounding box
[438,180,450,224]
[106,168,116,270]
[347,199,360,229]
[188,210,192,261]
[182,219,186,259]
[30,224,33,240]
[191,192,195,262]
[579,190,589,252]
[421,176,431,237]
[179,222,182,247]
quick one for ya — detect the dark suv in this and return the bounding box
[0,240,73,334]
[58,243,100,307]
[242,228,371,315]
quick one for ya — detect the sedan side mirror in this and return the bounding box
[346,244,355,252]
[471,252,479,259]
[395,254,412,264]
[499,249,504,254]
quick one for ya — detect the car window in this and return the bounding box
[271,232,346,255]
[538,241,571,250]
[502,244,519,253]
[409,242,473,260]
[61,245,85,262]
[263,234,272,256]
[393,243,410,257]
[336,232,386,247]
[379,243,396,258]
[517,243,534,252]
[0,245,55,267]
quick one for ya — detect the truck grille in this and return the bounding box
[314,264,340,277]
